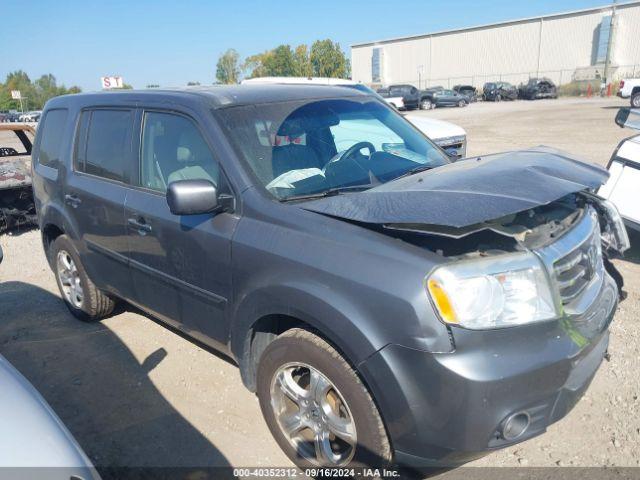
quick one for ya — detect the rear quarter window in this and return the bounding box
[37,109,69,168]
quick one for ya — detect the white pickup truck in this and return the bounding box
[241,77,468,159]
[617,79,640,108]
[599,108,640,231]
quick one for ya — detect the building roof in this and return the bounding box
[351,1,640,48]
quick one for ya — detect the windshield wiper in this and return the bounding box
[280,184,374,202]
[393,164,434,180]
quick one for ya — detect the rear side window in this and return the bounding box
[38,109,68,168]
[75,109,133,182]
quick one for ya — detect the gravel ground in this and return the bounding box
[1,97,639,476]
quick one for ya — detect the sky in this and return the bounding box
[0,0,620,91]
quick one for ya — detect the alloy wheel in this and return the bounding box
[270,363,357,466]
[57,250,84,308]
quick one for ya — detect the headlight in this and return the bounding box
[597,198,630,253]
[427,252,557,330]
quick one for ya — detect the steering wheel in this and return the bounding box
[338,141,376,163]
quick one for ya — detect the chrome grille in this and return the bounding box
[553,221,602,305]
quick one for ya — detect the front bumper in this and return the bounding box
[359,271,618,468]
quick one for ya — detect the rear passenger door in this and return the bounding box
[125,109,238,348]
[66,108,135,298]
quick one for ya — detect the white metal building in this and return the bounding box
[351,1,640,89]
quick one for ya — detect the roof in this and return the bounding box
[351,1,640,48]
[45,84,366,110]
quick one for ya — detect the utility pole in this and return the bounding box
[603,0,617,89]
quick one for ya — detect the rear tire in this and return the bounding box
[458,100,465,107]
[632,92,640,108]
[51,235,115,322]
[257,328,392,469]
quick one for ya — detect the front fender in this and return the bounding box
[230,281,384,371]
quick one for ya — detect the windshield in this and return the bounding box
[216,97,449,200]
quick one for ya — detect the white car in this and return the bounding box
[241,77,467,158]
[599,108,640,231]
[618,79,640,108]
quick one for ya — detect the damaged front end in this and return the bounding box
[303,147,629,326]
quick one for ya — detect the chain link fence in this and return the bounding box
[387,64,640,96]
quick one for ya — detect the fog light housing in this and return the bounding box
[502,412,530,441]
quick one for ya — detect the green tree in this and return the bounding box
[242,51,272,79]
[262,45,296,76]
[216,48,240,84]
[293,44,312,77]
[310,39,350,78]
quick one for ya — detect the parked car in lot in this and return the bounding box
[242,77,466,159]
[0,351,100,479]
[34,86,627,470]
[378,84,420,110]
[599,108,640,231]
[429,89,468,108]
[617,79,640,108]
[2,111,22,122]
[453,85,477,102]
[519,78,558,100]
[0,124,37,233]
[483,81,518,101]
[375,88,405,110]
[0,244,98,479]
[19,110,42,122]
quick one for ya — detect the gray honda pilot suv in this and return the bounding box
[33,85,629,470]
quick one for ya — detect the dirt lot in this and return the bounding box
[1,97,639,475]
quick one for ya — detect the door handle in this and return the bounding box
[127,217,152,234]
[64,194,81,208]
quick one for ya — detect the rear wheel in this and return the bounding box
[257,328,392,469]
[632,92,640,108]
[420,98,432,110]
[458,100,466,107]
[51,235,116,322]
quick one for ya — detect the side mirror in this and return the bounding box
[167,179,219,216]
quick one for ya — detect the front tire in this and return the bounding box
[458,100,466,107]
[51,235,116,322]
[420,98,432,110]
[632,92,640,108]
[257,328,392,469]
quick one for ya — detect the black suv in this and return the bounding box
[378,84,420,110]
[519,78,558,100]
[452,85,477,102]
[483,82,518,101]
[32,86,627,470]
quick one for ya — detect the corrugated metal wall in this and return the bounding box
[351,2,640,88]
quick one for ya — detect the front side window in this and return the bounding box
[216,97,449,201]
[140,112,219,192]
[75,109,133,182]
[37,109,68,168]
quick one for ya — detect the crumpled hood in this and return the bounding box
[301,146,609,228]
